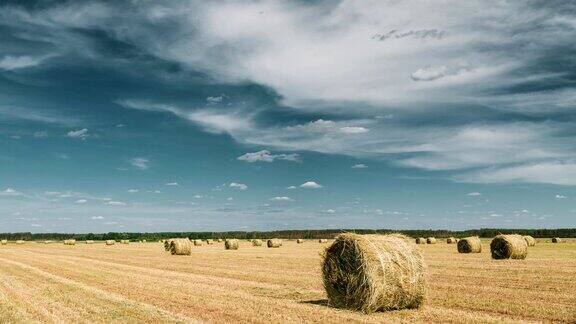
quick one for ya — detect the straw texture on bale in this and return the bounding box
[63,239,76,245]
[16,240,25,244]
[105,240,115,246]
[297,238,305,243]
[193,239,203,246]
[415,237,426,244]
[164,239,175,251]
[319,239,328,243]
[552,237,562,243]
[267,238,282,248]
[86,240,94,244]
[490,234,528,259]
[170,238,192,255]
[426,237,437,244]
[225,239,239,250]
[523,235,536,246]
[1,239,7,245]
[457,237,482,253]
[446,237,456,244]
[322,233,426,313]
[252,239,263,246]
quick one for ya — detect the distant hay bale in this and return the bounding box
[490,234,528,260]
[252,239,263,246]
[322,233,426,313]
[44,240,52,244]
[225,239,239,250]
[297,238,305,243]
[217,239,223,242]
[457,237,482,253]
[120,240,129,244]
[141,239,147,243]
[206,239,214,245]
[86,240,94,244]
[63,239,76,245]
[1,240,7,245]
[552,237,562,243]
[426,237,436,244]
[523,235,536,246]
[169,239,192,255]
[193,239,203,246]
[446,237,456,244]
[319,239,328,243]
[415,237,426,244]
[105,240,115,246]
[16,240,25,244]
[267,238,282,248]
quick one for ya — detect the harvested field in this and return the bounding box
[0,239,574,323]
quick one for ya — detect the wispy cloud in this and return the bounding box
[229,182,248,190]
[66,128,89,140]
[237,150,299,163]
[130,157,150,170]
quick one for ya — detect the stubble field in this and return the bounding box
[0,239,574,323]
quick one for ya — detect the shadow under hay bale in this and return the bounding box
[426,237,436,244]
[170,239,192,255]
[252,239,263,246]
[415,237,426,244]
[322,233,426,313]
[552,237,562,243]
[457,237,482,253]
[523,235,536,246]
[490,234,527,260]
[225,239,239,250]
[267,238,282,248]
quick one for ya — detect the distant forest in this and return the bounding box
[0,228,574,241]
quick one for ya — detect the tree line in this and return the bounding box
[0,228,574,241]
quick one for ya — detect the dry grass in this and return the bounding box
[0,238,573,323]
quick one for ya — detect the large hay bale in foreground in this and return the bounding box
[552,237,562,243]
[193,239,203,246]
[297,238,305,244]
[16,240,25,244]
[415,237,426,244]
[490,234,527,260]
[523,235,536,246]
[319,239,328,243]
[105,240,115,246]
[322,233,426,313]
[457,237,482,253]
[1,240,7,245]
[170,239,192,255]
[426,237,436,244]
[252,239,263,246]
[267,238,282,248]
[446,237,456,244]
[86,240,94,244]
[225,239,239,250]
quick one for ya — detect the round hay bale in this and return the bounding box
[490,234,528,259]
[44,240,52,244]
[457,237,482,253]
[552,237,562,243]
[85,240,94,244]
[426,237,436,244]
[252,239,263,246]
[169,238,192,255]
[217,238,223,242]
[322,233,426,313]
[63,239,76,245]
[105,240,115,246]
[415,237,426,244]
[1,240,7,245]
[267,238,282,248]
[120,240,129,244]
[319,239,328,243]
[206,239,214,245]
[193,239,203,246]
[141,239,147,243]
[523,235,536,246]
[446,237,456,244]
[297,238,305,244]
[225,239,239,250]
[16,240,25,244]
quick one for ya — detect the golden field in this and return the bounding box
[0,239,574,323]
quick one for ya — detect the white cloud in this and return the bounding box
[300,181,322,189]
[66,128,89,140]
[227,197,234,201]
[165,182,179,186]
[555,194,567,199]
[237,150,299,163]
[286,186,297,190]
[457,162,576,186]
[229,182,248,190]
[410,65,471,82]
[0,55,47,70]
[323,209,336,214]
[130,157,150,170]
[351,164,368,169]
[0,188,23,197]
[75,199,87,204]
[91,216,104,220]
[107,201,126,206]
[194,195,204,199]
[127,189,139,193]
[33,131,48,138]
[339,126,369,134]
[270,196,293,202]
[206,95,223,104]
[466,192,482,196]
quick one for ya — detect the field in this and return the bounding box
[0,239,574,323]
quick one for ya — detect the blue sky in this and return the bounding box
[1,0,576,232]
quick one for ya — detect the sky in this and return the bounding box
[1,0,576,233]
